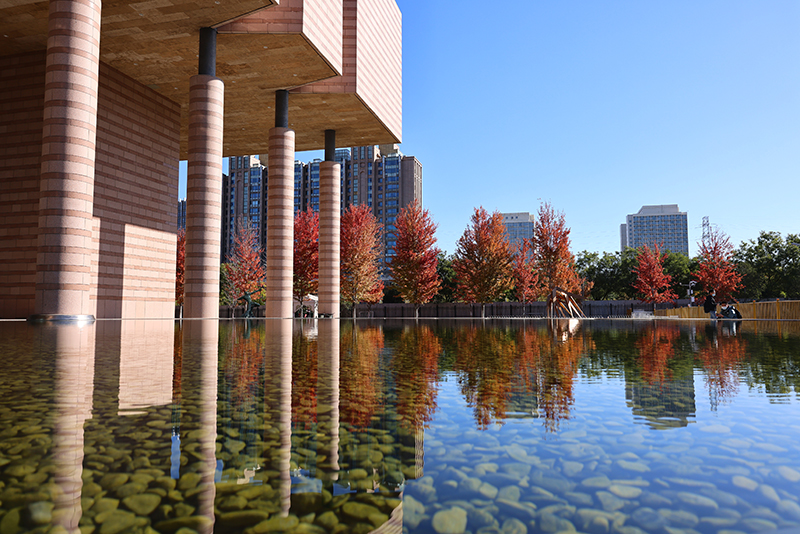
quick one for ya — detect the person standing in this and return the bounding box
[704,291,717,319]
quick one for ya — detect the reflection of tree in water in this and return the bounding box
[339,323,385,429]
[392,325,442,431]
[535,321,594,432]
[292,329,318,429]
[635,322,680,385]
[453,325,518,429]
[699,327,747,410]
[219,321,265,411]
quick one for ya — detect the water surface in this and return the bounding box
[1,318,799,534]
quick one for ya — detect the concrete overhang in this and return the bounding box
[0,0,401,158]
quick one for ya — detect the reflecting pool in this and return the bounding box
[1,318,800,534]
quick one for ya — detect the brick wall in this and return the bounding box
[0,52,46,318]
[0,52,180,319]
[93,62,181,319]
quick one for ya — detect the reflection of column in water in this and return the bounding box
[47,323,95,533]
[264,319,292,515]
[181,319,219,533]
[317,320,340,482]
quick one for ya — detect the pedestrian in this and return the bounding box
[704,291,717,319]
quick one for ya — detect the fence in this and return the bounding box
[654,300,800,321]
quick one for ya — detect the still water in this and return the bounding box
[1,318,800,534]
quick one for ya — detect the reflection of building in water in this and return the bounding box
[626,378,696,429]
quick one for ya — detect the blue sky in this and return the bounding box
[181,1,799,257]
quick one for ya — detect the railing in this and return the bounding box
[655,300,800,321]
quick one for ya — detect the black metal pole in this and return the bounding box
[275,90,289,128]
[324,129,336,162]
[198,27,217,76]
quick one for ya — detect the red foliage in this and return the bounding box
[225,222,265,301]
[391,200,441,314]
[534,202,588,298]
[293,208,319,305]
[694,226,743,301]
[175,228,185,305]
[453,207,513,306]
[633,244,678,303]
[512,238,539,302]
[340,205,384,312]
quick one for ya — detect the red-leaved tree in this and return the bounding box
[534,202,588,298]
[452,207,513,318]
[176,228,185,306]
[695,226,743,302]
[293,208,319,309]
[512,238,539,302]
[341,205,384,317]
[633,244,678,303]
[391,200,441,318]
[224,222,265,304]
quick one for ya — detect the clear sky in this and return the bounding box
[181,1,800,258]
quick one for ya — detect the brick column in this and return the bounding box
[184,75,224,318]
[32,0,102,320]
[319,160,341,317]
[264,127,295,318]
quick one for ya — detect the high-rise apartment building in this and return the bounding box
[620,204,689,255]
[220,145,422,272]
[177,199,186,231]
[502,212,535,249]
[223,155,267,260]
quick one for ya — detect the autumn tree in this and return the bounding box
[341,205,384,317]
[390,200,441,318]
[633,244,678,303]
[224,222,266,305]
[452,207,513,318]
[534,202,588,298]
[293,208,319,309]
[175,228,185,306]
[512,238,539,302]
[694,226,743,302]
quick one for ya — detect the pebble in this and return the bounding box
[732,476,759,491]
[778,466,800,482]
[432,506,468,534]
[677,492,718,510]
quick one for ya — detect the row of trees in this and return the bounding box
[176,203,799,312]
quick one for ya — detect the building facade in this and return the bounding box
[502,212,535,250]
[1,0,402,320]
[620,205,689,255]
[222,144,422,274]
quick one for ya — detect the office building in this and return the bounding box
[502,212,535,249]
[222,145,422,275]
[620,205,689,255]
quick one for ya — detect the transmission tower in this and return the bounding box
[702,216,710,244]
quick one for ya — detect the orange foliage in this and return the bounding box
[341,205,384,311]
[453,207,513,306]
[391,200,441,313]
[695,226,743,302]
[534,202,589,298]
